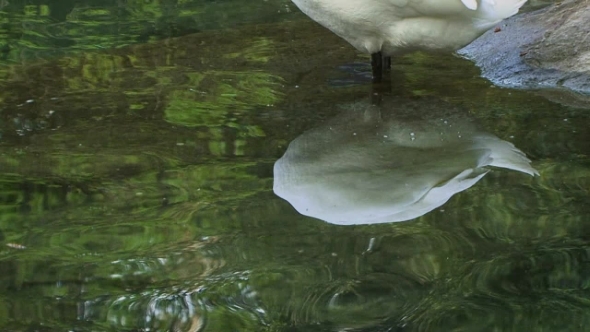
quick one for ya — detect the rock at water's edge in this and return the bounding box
[458,0,590,102]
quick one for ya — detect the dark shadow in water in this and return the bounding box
[274,95,538,225]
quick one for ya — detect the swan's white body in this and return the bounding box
[291,0,527,55]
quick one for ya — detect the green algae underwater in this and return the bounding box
[0,0,589,331]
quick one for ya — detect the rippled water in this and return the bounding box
[0,0,588,331]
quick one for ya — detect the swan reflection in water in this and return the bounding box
[273,97,538,225]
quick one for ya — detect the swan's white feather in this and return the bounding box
[291,0,527,55]
[461,0,478,10]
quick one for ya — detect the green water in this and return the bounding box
[0,1,588,331]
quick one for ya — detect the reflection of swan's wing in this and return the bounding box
[274,135,538,225]
[474,134,539,176]
[380,168,489,223]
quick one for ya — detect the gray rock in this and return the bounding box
[458,0,590,101]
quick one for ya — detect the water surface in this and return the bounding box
[0,0,588,331]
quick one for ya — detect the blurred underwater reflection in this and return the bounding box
[274,96,538,225]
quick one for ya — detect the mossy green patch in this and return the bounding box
[224,37,274,63]
[164,70,282,129]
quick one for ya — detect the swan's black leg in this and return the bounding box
[371,67,392,106]
[371,52,392,105]
[383,55,391,71]
[371,52,391,83]
[371,78,392,105]
[371,52,383,83]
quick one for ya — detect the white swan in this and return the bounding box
[291,0,527,81]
